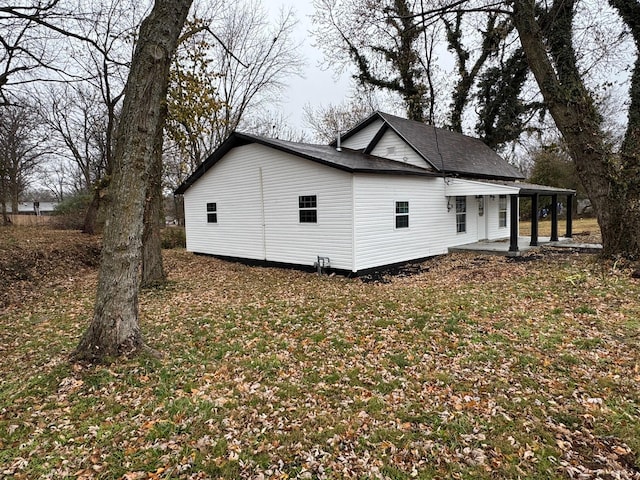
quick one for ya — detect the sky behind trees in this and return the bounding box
[270,0,353,132]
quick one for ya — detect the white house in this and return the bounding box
[175,112,574,274]
[5,201,58,215]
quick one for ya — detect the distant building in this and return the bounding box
[5,201,58,215]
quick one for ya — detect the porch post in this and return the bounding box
[530,194,539,246]
[550,194,559,241]
[509,194,519,252]
[565,195,573,238]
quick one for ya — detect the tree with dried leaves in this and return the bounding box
[73,0,193,363]
[164,1,304,215]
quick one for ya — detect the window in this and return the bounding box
[395,201,409,228]
[456,196,466,233]
[206,202,217,223]
[299,195,317,223]
[499,195,507,227]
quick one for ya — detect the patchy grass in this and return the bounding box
[1,224,639,479]
[520,216,602,244]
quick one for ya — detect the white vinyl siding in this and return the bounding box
[369,130,431,169]
[486,194,513,239]
[340,119,384,150]
[184,143,354,270]
[184,153,264,260]
[352,176,476,271]
[499,195,507,227]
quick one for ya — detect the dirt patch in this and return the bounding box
[0,227,101,311]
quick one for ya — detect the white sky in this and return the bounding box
[268,0,353,130]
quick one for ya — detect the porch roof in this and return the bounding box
[444,178,520,197]
[488,181,576,196]
[443,178,575,197]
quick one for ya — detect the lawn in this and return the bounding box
[519,217,602,244]
[0,222,638,479]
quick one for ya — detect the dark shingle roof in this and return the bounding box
[341,111,525,181]
[174,132,436,194]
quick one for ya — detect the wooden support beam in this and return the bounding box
[566,195,573,238]
[530,194,539,246]
[551,194,559,241]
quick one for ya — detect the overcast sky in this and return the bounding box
[269,0,353,130]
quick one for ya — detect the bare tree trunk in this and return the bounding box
[73,0,192,363]
[82,179,109,234]
[512,0,640,257]
[10,186,18,218]
[1,200,9,226]
[82,190,101,234]
[141,126,166,287]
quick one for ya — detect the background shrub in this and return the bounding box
[161,227,186,249]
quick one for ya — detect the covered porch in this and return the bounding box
[444,179,577,255]
[507,182,576,253]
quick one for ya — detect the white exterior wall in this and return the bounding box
[485,194,511,240]
[369,130,431,169]
[183,144,354,270]
[443,179,517,241]
[341,120,384,150]
[353,175,481,271]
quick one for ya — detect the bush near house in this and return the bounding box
[161,226,186,249]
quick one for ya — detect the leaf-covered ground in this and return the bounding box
[1,222,639,479]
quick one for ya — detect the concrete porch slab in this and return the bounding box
[448,237,602,256]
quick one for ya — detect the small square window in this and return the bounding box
[299,210,317,223]
[395,201,409,228]
[206,202,217,223]
[299,195,317,209]
[299,195,317,223]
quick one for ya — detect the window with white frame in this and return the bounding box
[499,195,507,227]
[206,202,217,223]
[395,201,409,228]
[299,195,317,223]
[456,196,466,233]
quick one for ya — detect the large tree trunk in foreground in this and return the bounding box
[141,125,166,288]
[73,0,192,363]
[512,0,640,257]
